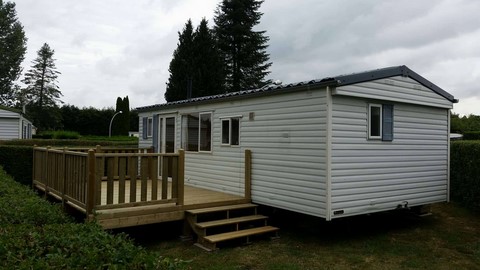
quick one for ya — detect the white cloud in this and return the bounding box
[12,0,480,114]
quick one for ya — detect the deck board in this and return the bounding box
[93,179,249,229]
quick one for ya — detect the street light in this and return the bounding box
[109,111,123,137]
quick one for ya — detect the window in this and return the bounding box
[221,117,240,146]
[182,112,212,152]
[368,103,394,141]
[147,117,153,138]
[369,104,382,139]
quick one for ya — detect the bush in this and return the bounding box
[463,131,480,140]
[0,138,138,147]
[0,167,188,269]
[0,145,33,186]
[450,141,480,211]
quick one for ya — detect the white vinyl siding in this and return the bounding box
[0,109,33,140]
[330,95,449,218]
[333,76,453,109]
[138,89,328,218]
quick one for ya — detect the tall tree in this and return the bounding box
[22,43,62,109]
[22,43,62,130]
[113,96,130,136]
[165,19,195,102]
[0,0,27,106]
[214,0,272,92]
[191,18,225,97]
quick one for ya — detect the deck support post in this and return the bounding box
[245,149,252,200]
[86,149,96,217]
[177,149,185,206]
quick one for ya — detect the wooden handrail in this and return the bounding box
[32,146,186,216]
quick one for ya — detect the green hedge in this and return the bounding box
[450,141,480,211]
[0,139,137,147]
[0,167,187,269]
[0,145,33,186]
[463,131,480,140]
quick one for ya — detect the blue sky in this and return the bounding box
[14,0,480,115]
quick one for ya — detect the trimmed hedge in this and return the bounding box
[463,131,480,140]
[0,145,33,186]
[0,167,187,269]
[450,141,480,211]
[0,139,137,147]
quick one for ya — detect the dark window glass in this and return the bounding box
[222,119,230,144]
[231,118,240,145]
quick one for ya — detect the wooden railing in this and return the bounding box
[32,146,185,215]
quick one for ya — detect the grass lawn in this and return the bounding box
[117,203,480,270]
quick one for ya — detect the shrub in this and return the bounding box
[0,138,137,147]
[0,145,33,186]
[450,141,480,211]
[0,167,188,269]
[463,131,480,140]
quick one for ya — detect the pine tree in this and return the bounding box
[214,0,272,92]
[21,43,62,131]
[0,1,27,106]
[191,18,225,97]
[165,19,195,102]
[22,43,62,109]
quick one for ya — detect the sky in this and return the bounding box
[13,0,480,115]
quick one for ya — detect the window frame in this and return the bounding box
[147,117,153,138]
[198,112,212,152]
[221,117,241,147]
[368,104,382,140]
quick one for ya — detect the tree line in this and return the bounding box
[165,0,271,102]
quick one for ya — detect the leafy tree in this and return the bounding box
[214,0,271,92]
[165,19,195,102]
[21,43,62,131]
[191,18,225,97]
[0,0,27,106]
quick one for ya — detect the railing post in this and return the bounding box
[62,147,67,207]
[32,145,37,189]
[86,149,96,216]
[177,149,185,205]
[44,146,51,197]
[245,149,252,200]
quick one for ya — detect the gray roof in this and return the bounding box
[136,65,457,112]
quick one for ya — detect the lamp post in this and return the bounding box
[109,111,123,137]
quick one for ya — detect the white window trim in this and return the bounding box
[368,104,382,140]
[198,112,213,153]
[221,117,241,147]
[221,119,231,146]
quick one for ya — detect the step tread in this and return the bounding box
[196,215,268,229]
[204,226,279,243]
[186,203,257,215]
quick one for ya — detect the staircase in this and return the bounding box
[185,203,279,250]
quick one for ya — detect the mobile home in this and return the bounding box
[0,107,33,140]
[136,65,457,220]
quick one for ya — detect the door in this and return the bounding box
[156,115,176,177]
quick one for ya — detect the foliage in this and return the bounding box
[113,96,131,136]
[165,18,225,102]
[0,0,27,106]
[463,131,480,140]
[37,130,80,140]
[0,145,32,186]
[60,105,115,136]
[450,141,480,211]
[451,113,480,134]
[165,19,195,102]
[0,168,188,269]
[21,43,63,131]
[214,0,271,92]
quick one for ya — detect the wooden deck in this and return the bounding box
[95,182,249,229]
[32,146,252,229]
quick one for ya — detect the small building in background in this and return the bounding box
[0,106,34,140]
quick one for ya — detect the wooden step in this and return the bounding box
[196,215,267,229]
[204,226,279,243]
[186,203,257,215]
